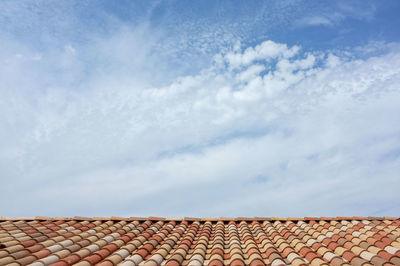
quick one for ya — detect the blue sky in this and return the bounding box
[0,0,400,218]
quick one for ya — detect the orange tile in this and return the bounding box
[33,249,51,259]
[249,258,265,266]
[61,254,81,264]
[84,254,102,264]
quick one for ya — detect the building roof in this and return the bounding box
[0,217,399,266]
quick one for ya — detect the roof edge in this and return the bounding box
[0,216,398,222]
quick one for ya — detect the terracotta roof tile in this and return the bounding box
[0,217,399,265]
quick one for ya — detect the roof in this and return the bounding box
[0,217,399,266]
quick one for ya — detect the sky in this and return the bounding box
[1,0,400,218]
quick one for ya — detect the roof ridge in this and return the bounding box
[0,216,398,221]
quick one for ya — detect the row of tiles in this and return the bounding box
[0,218,399,265]
[1,217,399,222]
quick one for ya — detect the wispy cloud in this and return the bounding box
[296,1,376,28]
[297,16,335,27]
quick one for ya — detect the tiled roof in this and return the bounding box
[0,217,399,266]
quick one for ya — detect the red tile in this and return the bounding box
[20,239,36,247]
[136,248,149,258]
[165,261,180,266]
[142,243,154,253]
[96,249,111,259]
[328,242,340,250]
[120,235,131,243]
[46,232,59,238]
[305,252,319,262]
[311,242,323,250]
[33,249,51,259]
[282,247,295,258]
[375,241,386,249]
[230,259,245,266]
[377,250,393,261]
[211,248,224,256]
[299,247,312,257]
[249,259,265,266]
[101,229,112,235]
[62,254,81,264]
[342,251,356,262]
[264,247,278,258]
[103,243,118,253]
[27,244,44,253]
[84,254,102,264]
[62,232,74,238]
[381,237,393,246]
[209,260,224,266]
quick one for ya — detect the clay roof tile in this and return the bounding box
[0,216,398,265]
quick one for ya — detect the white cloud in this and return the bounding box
[296,2,376,28]
[225,41,300,68]
[1,25,400,218]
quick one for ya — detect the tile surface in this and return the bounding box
[0,217,399,265]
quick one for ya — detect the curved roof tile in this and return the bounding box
[0,217,399,265]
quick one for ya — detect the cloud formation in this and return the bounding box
[1,31,400,217]
[1,0,399,218]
